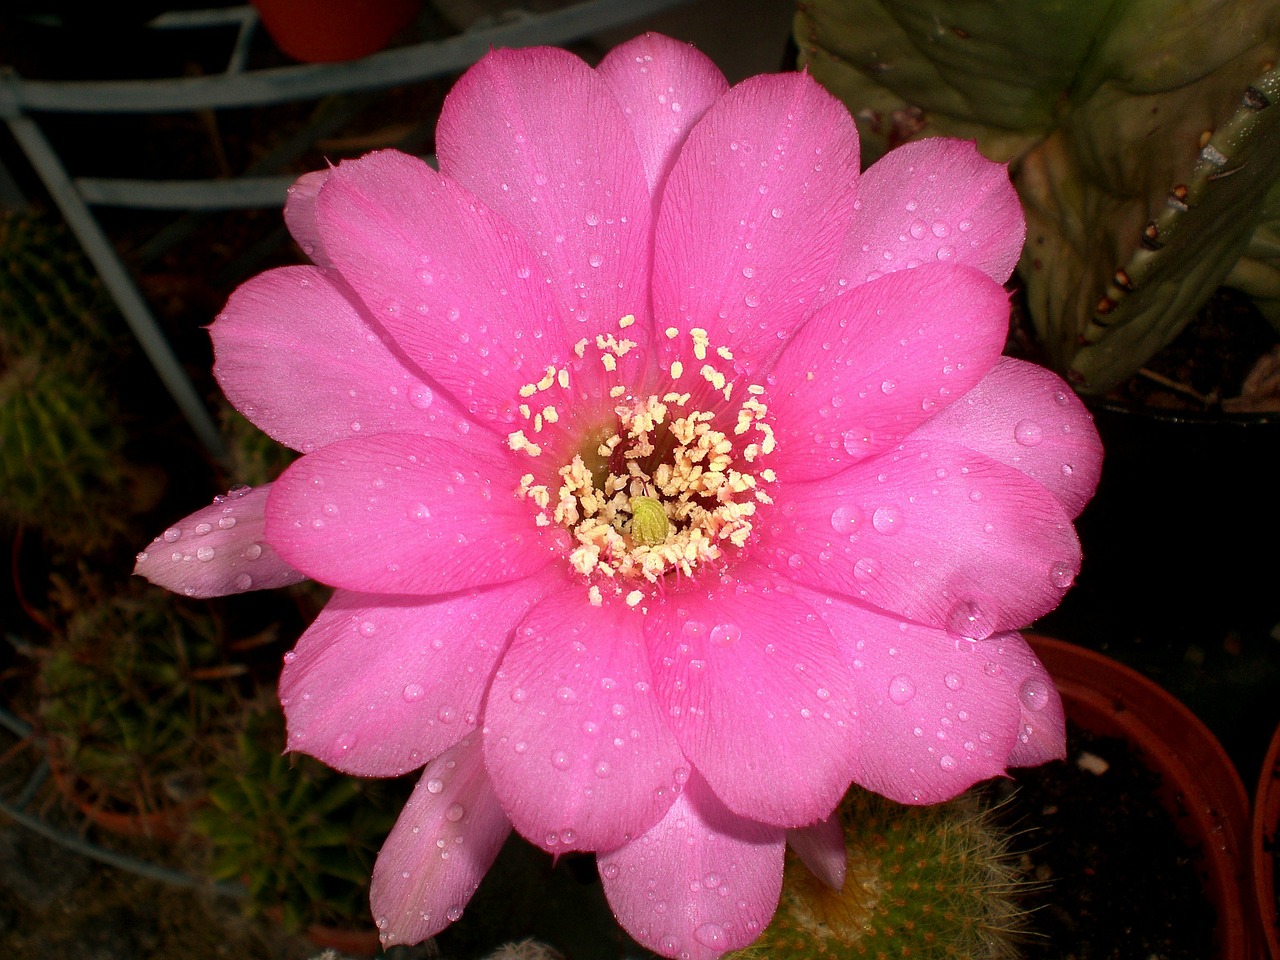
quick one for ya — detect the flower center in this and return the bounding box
[509,316,777,608]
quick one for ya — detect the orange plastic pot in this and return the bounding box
[1253,721,1280,959]
[251,0,423,63]
[1027,634,1256,960]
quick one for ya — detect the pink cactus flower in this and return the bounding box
[136,33,1102,959]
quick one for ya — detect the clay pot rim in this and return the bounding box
[1025,633,1255,960]
[1251,721,1280,960]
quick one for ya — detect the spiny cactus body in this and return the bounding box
[195,703,407,932]
[796,0,1280,394]
[729,788,1024,959]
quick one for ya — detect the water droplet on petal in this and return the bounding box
[426,778,444,794]
[944,672,962,690]
[1014,420,1044,446]
[1049,561,1076,589]
[872,506,902,535]
[694,923,726,948]
[445,803,465,822]
[402,683,424,702]
[196,546,215,562]
[945,599,996,641]
[888,675,916,704]
[842,426,874,460]
[709,623,741,646]
[1020,679,1052,712]
[830,505,863,533]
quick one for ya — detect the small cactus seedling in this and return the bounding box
[728,787,1025,959]
[194,701,409,933]
[795,0,1280,394]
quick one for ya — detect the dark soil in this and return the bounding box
[992,722,1217,960]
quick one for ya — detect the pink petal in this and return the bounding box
[265,433,567,595]
[280,578,548,776]
[824,138,1025,297]
[370,735,512,947]
[786,815,847,890]
[483,588,688,853]
[599,772,785,960]
[767,263,1009,482]
[652,71,860,368]
[313,150,576,427]
[134,484,304,597]
[282,169,332,267]
[436,46,653,332]
[990,632,1066,767]
[596,33,729,196]
[643,573,859,827]
[799,589,1022,804]
[766,437,1082,638]
[914,357,1103,518]
[212,266,460,452]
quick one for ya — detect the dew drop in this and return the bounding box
[445,803,465,822]
[196,546,215,562]
[218,516,237,530]
[426,778,444,794]
[359,621,377,637]
[842,426,874,460]
[694,923,726,948]
[945,599,996,641]
[939,754,957,770]
[872,505,902,535]
[402,683,425,703]
[888,675,916,704]
[853,557,879,581]
[830,504,863,533]
[1049,561,1076,589]
[410,503,432,522]
[409,385,434,409]
[709,623,741,646]
[1020,679,1052,712]
[551,751,571,770]
[163,527,181,543]
[446,906,463,922]
[944,672,962,691]
[194,522,213,535]
[243,543,263,560]
[1014,420,1044,446]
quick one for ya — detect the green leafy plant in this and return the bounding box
[35,572,236,830]
[795,0,1280,395]
[729,787,1025,959]
[194,701,408,932]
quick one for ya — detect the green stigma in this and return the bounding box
[629,496,669,546]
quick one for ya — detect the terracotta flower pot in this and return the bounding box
[1253,721,1280,959]
[1026,634,1256,959]
[251,0,423,63]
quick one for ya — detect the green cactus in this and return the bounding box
[0,210,118,357]
[0,210,136,548]
[728,787,1025,959]
[0,355,134,548]
[35,572,235,830]
[194,701,408,933]
[795,0,1280,394]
